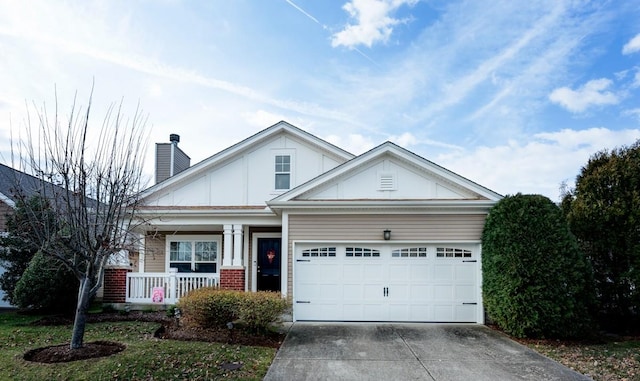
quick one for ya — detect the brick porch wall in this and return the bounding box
[103,267,130,303]
[219,268,245,291]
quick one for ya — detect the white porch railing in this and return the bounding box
[126,269,219,304]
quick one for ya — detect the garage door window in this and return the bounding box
[346,247,380,257]
[436,247,472,258]
[301,247,336,257]
[392,247,428,258]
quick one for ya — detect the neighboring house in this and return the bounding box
[114,121,501,323]
[0,163,54,308]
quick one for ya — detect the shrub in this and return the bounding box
[178,288,288,331]
[0,195,56,306]
[482,194,595,339]
[238,291,288,332]
[13,251,79,314]
[177,287,242,328]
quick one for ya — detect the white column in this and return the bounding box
[281,212,289,297]
[232,224,243,266]
[168,268,178,303]
[138,233,145,273]
[223,224,233,267]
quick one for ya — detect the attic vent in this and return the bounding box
[378,172,396,191]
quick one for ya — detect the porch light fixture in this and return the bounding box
[383,229,391,241]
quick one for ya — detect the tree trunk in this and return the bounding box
[70,276,92,349]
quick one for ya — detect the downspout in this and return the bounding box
[170,141,176,177]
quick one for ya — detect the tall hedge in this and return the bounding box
[482,194,595,338]
[561,140,640,331]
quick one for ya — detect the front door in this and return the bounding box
[257,237,281,292]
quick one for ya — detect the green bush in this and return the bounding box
[0,195,56,306]
[238,291,288,332]
[482,194,595,339]
[178,288,242,328]
[178,288,287,331]
[13,251,79,314]
[562,140,640,332]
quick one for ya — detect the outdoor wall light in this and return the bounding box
[383,229,391,240]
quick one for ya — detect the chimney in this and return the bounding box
[155,133,191,184]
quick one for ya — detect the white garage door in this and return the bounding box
[294,243,480,322]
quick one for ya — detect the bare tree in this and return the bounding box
[10,88,148,349]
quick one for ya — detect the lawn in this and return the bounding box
[0,311,276,380]
[525,337,640,381]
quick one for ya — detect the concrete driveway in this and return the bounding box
[264,323,590,381]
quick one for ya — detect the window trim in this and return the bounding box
[165,234,221,273]
[272,150,295,192]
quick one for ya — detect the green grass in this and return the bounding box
[0,312,276,380]
[527,338,640,381]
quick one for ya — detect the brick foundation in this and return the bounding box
[103,267,130,303]
[220,268,245,291]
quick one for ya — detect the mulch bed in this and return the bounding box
[24,311,285,363]
[24,341,126,363]
[154,323,285,348]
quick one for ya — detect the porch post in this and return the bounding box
[169,268,178,302]
[232,224,243,266]
[138,233,145,273]
[223,224,232,266]
[103,266,131,304]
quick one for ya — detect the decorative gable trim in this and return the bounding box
[0,192,15,209]
[139,121,355,201]
[270,141,502,204]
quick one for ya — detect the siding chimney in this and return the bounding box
[155,134,191,184]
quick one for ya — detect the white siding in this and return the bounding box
[303,155,480,200]
[144,133,348,207]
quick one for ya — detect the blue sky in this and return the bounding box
[1,0,639,201]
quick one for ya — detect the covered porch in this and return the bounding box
[126,269,219,304]
[114,216,285,305]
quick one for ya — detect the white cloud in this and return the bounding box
[331,0,417,48]
[623,108,640,120]
[388,132,464,151]
[549,78,620,113]
[389,131,418,146]
[622,33,640,55]
[437,128,640,201]
[324,133,376,155]
[243,110,288,128]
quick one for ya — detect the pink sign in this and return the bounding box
[152,287,164,303]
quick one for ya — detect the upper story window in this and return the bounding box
[275,155,291,190]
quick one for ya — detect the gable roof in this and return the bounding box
[140,121,355,200]
[268,141,502,211]
[0,163,99,211]
[0,163,54,208]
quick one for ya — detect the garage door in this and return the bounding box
[294,243,479,322]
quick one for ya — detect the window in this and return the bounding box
[168,237,219,273]
[436,247,472,258]
[302,247,337,257]
[392,247,428,258]
[346,247,380,257]
[275,155,291,190]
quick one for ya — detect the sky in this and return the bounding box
[0,0,639,201]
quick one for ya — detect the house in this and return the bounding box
[0,164,56,308]
[110,121,501,323]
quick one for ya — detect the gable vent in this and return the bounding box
[378,172,396,190]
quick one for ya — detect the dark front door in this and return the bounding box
[257,237,281,292]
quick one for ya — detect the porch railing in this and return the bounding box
[126,269,219,304]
